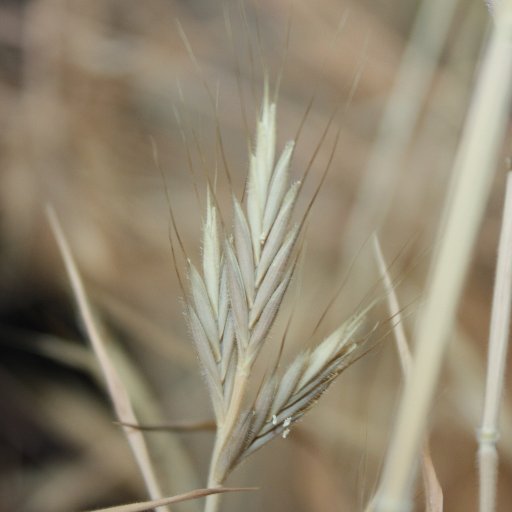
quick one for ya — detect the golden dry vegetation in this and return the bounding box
[0,1,510,511]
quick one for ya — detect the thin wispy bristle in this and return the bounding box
[183,92,374,512]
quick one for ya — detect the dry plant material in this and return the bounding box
[478,171,512,512]
[343,0,458,258]
[47,207,168,512]
[184,90,375,512]
[87,486,256,512]
[373,236,443,512]
[372,1,512,510]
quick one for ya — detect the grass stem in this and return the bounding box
[478,171,512,512]
[46,206,168,512]
[372,2,512,510]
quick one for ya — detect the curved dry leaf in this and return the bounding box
[86,486,257,512]
[47,206,166,509]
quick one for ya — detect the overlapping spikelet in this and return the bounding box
[186,90,373,491]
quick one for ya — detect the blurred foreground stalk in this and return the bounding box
[371,2,512,511]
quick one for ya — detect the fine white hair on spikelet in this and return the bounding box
[184,90,375,512]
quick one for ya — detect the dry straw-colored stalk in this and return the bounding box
[46,206,168,512]
[342,0,458,261]
[478,171,512,512]
[372,236,443,512]
[184,89,375,512]
[87,486,256,512]
[371,1,512,510]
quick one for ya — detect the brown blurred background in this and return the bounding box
[0,0,510,511]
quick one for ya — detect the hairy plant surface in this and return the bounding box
[185,91,374,512]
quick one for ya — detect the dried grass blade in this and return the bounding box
[117,420,217,433]
[373,235,443,512]
[478,171,512,512]
[46,206,167,511]
[422,446,444,512]
[87,487,257,512]
[372,3,512,507]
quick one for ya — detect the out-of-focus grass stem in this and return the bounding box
[342,0,458,261]
[372,236,443,512]
[46,206,168,512]
[372,2,512,510]
[478,171,512,512]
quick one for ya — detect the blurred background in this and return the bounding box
[0,0,510,511]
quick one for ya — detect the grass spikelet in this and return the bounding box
[203,190,222,315]
[183,91,376,512]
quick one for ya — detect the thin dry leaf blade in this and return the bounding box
[46,206,165,508]
[87,487,257,512]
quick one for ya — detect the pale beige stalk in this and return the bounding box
[342,0,458,262]
[88,486,255,512]
[46,206,168,512]
[204,366,251,512]
[372,2,512,510]
[478,172,512,512]
[372,236,443,512]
